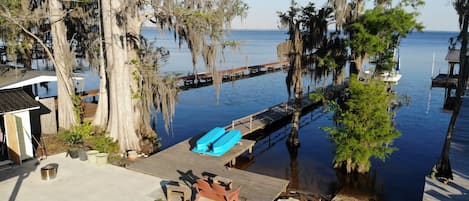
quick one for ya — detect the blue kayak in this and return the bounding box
[192,127,225,153]
[192,128,242,157]
[211,130,242,157]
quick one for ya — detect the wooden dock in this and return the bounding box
[227,95,321,136]
[129,138,289,201]
[431,74,458,88]
[178,60,289,89]
[422,90,469,201]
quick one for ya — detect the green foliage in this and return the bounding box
[59,121,99,148]
[59,122,117,154]
[322,76,400,173]
[89,135,119,154]
[309,92,324,103]
[348,5,423,72]
[71,121,97,140]
[59,131,83,147]
[129,58,139,65]
[71,94,83,123]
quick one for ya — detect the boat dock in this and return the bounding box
[129,138,289,201]
[227,96,321,136]
[178,60,289,89]
[422,89,469,201]
[431,74,458,88]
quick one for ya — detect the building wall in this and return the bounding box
[39,97,57,134]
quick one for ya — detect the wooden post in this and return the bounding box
[249,115,253,132]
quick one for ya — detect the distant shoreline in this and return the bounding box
[141,26,458,33]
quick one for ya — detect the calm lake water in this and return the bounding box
[150,29,457,201]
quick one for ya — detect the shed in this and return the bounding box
[0,88,40,165]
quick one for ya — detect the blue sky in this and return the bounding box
[231,0,459,31]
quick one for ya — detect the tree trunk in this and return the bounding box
[49,0,78,129]
[434,6,469,180]
[91,52,108,127]
[287,26,303,148]
[457,9,469,97]
[92,0,109,127]
[334,67,345,85]
[351,54,365,77]
[22,38,33,70]
[102,0,140,151]
[348,0,365,76]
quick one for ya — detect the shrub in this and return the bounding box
[59,130,83,148]
[90,135,119,154]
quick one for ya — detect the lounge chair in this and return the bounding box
[193,178,241,201]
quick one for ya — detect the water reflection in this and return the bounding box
[287,144,299,190]
[333,170,383,201]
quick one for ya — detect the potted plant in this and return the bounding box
[91,135,119,166]
[60,132,83,159]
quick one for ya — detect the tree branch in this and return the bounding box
[0,11,59,69]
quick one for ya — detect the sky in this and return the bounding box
[231,0,459,32]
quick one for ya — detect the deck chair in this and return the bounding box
[193,178,241,201]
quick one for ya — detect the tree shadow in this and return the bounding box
[0,149,40,201]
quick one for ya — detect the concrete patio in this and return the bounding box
[0,153,168,201]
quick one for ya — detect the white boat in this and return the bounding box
[365,49,402,83]
[381,51,402,83]
[380,71,402,83]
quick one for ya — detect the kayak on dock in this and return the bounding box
[192,128,242,157]
[192,127,225,153]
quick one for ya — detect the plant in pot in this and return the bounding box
[60,131,84,159]
[91,135,119,166]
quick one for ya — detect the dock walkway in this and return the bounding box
[228,95,320,136]
[422,90,469,201]
[129,138,289,201]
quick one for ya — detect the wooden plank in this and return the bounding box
[5,113,21,165]
[129,138,288,201]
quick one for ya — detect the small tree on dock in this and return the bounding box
[323,76,400,173]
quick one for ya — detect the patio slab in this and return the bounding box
[0,153,168,201]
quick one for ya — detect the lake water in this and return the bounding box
[149,29,457,201]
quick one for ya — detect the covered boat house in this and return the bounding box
[431,48,466,88]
